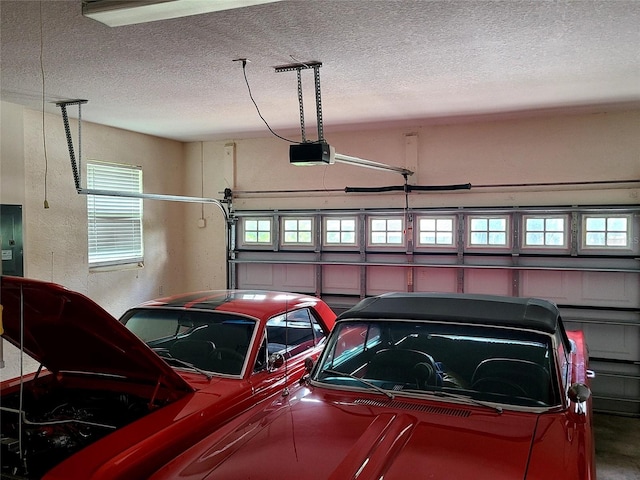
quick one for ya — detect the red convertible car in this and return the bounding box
[0,276,335,479]
[151,292,596,480]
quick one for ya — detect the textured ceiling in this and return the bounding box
[1,0,639,142]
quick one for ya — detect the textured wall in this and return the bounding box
[209,110,640,211]
[3,105,187,317]
[179,110,639,291]
[2,104,639,379]
[0,102,25,205]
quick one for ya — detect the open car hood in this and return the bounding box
[0,276,191,392]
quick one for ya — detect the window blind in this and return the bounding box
[87,162,143,267]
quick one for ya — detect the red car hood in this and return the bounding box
[0,276,191,392]
[154,387,563,480]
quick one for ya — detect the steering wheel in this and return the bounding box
[368,349,439,388]
[471,377,528,397]
[410,352,439,388]
[211,348,245,363]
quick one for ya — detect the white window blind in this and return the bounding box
[87,162,143,267]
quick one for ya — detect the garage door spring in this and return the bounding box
[55,99,87,191]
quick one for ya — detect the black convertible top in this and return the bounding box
[337,292,560,335]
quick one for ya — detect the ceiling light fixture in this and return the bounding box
[82,0,283,27]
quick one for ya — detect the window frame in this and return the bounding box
[240,217,274,247]
[322,216,358,248]
[466,214,511,250]
[415,215,457,250]
[368,215,405,248]
[280,216,315,247]
[265,308,324,359]
[86,161,144,268]
[521,214,569,251]
[581,213,633,251]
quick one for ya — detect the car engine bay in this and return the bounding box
[1,382,154,479]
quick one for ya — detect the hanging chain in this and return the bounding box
[297,69,306,142]
[313,64,324,142]
[78,102,82,185]
[275,61,323,143]
[55,99,87,191]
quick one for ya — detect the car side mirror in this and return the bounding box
[568,383,591,403]
[568,383,591,416]
[268,353,285,371]
[299,357,315,386]
[304,357,314,373]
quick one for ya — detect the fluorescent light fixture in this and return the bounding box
[333,152,414,176]
[82,0,283,27]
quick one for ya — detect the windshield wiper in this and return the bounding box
[416,389,503,414]
[170,358,214,380]
[319,369,395,400]
[153,348,213,380]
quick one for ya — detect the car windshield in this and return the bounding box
[121,309,257,376]
[314,320,559,408]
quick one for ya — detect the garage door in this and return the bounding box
[231,205,640,416]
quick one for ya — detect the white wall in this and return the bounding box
[220,110,639,211]
[180,141,233,292]
[179,109,639,290]
[5,106,638,303]
[0,102,25,205]
[1,102,187,317]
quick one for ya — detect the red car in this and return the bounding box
[0,276,335,480]
[152,292,596,480]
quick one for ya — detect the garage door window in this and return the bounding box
[583,215,630,249]
[282,217,314,246]
[523,215,567,248]
[324,217,357,246]
[417,216,455,246]
[468,216,509,247]
[87,162,143,267]
[243,218,273,246]
[369,217,404,246]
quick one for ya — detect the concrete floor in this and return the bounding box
[595,414,640,480]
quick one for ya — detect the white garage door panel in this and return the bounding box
[238,263,315,292]
[464,269,511,296]
[238,263,273,288]
[282,264,316,290]
[414,267,458,293]
[521,271,569,302]
[582,272,639,307]
[593,374,640,399]
[589,360,640,416]
[322,265,361,295]
[367,266,407,295]
[522,271,640,307]
[565,322,640,362]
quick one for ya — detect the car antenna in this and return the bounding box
[282,298,290,397]
[18,283,27,468]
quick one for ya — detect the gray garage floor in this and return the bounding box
[595,414,640,480]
